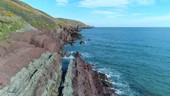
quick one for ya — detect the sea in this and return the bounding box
[64,27,170,96]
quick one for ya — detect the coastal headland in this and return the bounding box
[0,0,115,96]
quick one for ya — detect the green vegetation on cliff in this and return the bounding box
[57,18,90,28]
[0,0,89,40]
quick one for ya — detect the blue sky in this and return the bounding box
[21,0,170,27]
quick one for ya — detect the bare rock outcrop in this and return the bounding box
[72,57,116,96]
[0,29,64,96]
[0,52,62,96]
[61,55,116,96]
[0,26,116,96]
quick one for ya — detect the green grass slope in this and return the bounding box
[0,0,89,40]
[57,18,90,28]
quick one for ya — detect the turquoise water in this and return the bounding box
[65,27,170,96]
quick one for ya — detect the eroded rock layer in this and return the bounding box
[0,52,62,96]
[0,27,115,96]
[66,57,116,96]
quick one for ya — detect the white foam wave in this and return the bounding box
[64,51,91,58]
[97,67,136,96]
[84,41,87,44]
[63,55,75,60]
[115,89,125,95]
[68,51,76,54]
[89,61,99,65]
[82,52,91,58]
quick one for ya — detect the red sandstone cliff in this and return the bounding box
[0,27,115,96]
[71,56,116,96]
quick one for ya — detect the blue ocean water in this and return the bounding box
[64,27,170,96]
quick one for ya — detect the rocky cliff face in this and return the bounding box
[0,27,115,96]
[0,0,91,41]
[0,0,114,96]
[0,29,63,96]
[0,52,62,96]
[67,56,116,96]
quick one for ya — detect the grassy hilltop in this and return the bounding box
[0,0,89,40]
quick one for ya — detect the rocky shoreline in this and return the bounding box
[0,26,116,96]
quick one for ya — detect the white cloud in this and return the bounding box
[93,10,125,18]
[79,0,155,8]
[93,10,114,15]
[79,0,129,8]
[135,0,155,5]
[56,0,68,6]
[131,13,146,16]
